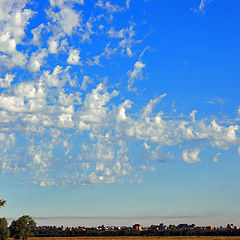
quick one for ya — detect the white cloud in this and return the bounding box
[140,165,156,172]
[141,94,166,119]
[128,60,145,89]
[0,32,16,54]
[78,83,118,123]
[0,0,34,43]
[193,0,212,13]
[67,49,81,65]
[0,0,239,187]
[31,24,45,46]
[40,65,70,87]
[117,100,132,121]
[213,152,221,163]
[81,76,93,90]
[58,113,74,128]
[0,0,33,69]
[207,97,225,105]
[144,142,151,151]
[0,74,14,88]
[0,32,27,69]
[96,163,105,171]
[49,0,84,8]
[95,0,124,13]
[0,95,25,112]
[0,78,239,186]
[81,17,95,42]
[190,109,198,121]
[28,49,48,72]
[40,180,55,187]
[14,82,37,99]
[126,0,130,9]
[117,24,135,57]
[108,28,125,38]
[183,148,201,163]
[47,5,81,36]
[48,38,59,54]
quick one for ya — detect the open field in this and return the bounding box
[21,237,240,240]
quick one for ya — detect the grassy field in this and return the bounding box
[24,237,240,240]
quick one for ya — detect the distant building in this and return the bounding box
[133,224,143,230]
[227,224,235,229]
[206,226,214,230]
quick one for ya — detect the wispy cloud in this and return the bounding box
[95,0,125,13]
[193,0,212,13]
[127,60,146,90]
[213,152,221,163]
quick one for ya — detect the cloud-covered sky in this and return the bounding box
[1,0,240,226]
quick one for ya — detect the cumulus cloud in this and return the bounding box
[183,148,201,163]
[0,74,14,88]
[28,49,48,72]
[31,24,45,46]
[128,60,145,90]
[0,0,34,69]
[48,38,59,54]
[47,4,81,36]
[67,49,81,65]
[0,76,239,186]
[0,0,34,43]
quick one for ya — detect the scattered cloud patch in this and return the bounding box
[128,60,145,90]
[95,0,124,13]
[0,74,14,88]
[193,0,212,13]
[28,49,48,72]
[67,49,81,65]
[0,0,238,188]
[140,165,156,172]
[183,148,201,164]
[213,153,221,163]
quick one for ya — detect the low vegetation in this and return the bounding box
[14,237,240,240]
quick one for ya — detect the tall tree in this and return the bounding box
[0,218,10,240]
[10,215,36,240]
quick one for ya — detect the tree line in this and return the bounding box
[32,226,240,237]
[1,199,240,239]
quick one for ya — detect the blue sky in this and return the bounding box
[0,0,240,227]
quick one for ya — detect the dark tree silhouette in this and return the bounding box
[0,218,10,240]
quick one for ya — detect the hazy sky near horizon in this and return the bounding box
[0,0,240,227]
